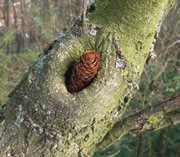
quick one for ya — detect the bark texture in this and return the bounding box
[0,0,177,156]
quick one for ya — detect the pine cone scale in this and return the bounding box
[66,50,100,93]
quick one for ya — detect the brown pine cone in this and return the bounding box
[66,50,100,93]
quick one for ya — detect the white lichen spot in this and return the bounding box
[32,122,39,128]
[50,49,55,54]
[133,83,139,90]
[55,32,65,41]
[39,127,43,134]
[68,45,73,50]
[33,128,38,133]
[153,38,156,43]
[109,34,112,40]
[90,29,97,36]
[20,153,25,157]
[156,23,161,34]
[19,105,23,112]
[23,95,28,99]
[107,45,112,54]
[59,42,64,48]
[89,24,97,36]
[57,53,61,58]
[47,110,51,115]
[85,17,89,22]
[114,82,118,86]
[135,65,140,73]
[131,133,137,137]
[150,43,154,52]
[36,56,46,69]
[58,53,64,62]
[150,52,157,59]
[14,104,26,126]
[128,83,134,91]
[156,10,165,33]
[34,103,38,112]
[116,59,124,69]
[68,133,72,140]
[42,103,46,109]
[113,111,119,120]
[6,153,11,157]
[20,117,24,123]
[105,79,115,87]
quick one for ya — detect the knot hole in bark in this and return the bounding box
[64,50,100,93]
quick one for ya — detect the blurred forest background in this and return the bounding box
[0,0,179,157]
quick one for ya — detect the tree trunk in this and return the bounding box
[20,0,26,53]
[4,0,12,54]
[0,0,178,156]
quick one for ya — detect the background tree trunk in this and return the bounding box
[0,0,178,156]
[4,0,12,54]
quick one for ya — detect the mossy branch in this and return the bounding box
[96,96,180,151]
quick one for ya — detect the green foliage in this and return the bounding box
[0,52,12,105]
[0,29,16,44]
[0,51,39,106]
[149,65,157,73]
[0,28,16,54]
[94,124,180,157]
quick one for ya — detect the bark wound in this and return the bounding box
[112,37,128,70]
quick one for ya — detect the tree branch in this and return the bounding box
[96,96,180,151]
[81,0,87,32]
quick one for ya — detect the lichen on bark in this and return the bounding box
[0,0,176,156]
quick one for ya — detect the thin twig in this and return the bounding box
[82,0,87,32]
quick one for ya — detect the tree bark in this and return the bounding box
[4,0,12,54]
[0,0,178,156]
